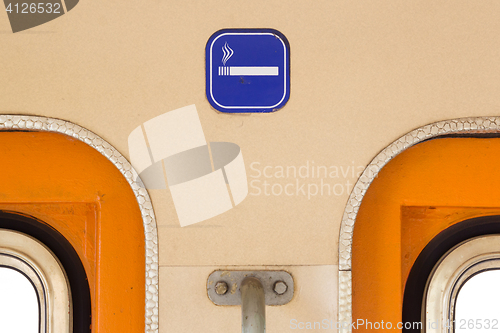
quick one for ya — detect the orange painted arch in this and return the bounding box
[352,137,500,331]
[0,131,145,332]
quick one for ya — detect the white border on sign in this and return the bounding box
[209,32,288,110]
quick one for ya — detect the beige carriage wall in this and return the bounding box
[2,1,500,331]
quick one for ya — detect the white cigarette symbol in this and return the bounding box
[218,66,279,76]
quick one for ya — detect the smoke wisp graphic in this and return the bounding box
[221,42,234,66]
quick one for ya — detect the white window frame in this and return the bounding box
[424,235,500,333]
[0,229,72,333]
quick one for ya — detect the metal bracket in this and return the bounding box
[207,270,294,306]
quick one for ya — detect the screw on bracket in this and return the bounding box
[273,281,288,295]
[215,281,228,295]
[207,270,294,306]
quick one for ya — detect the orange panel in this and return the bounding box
[353,137,500,332]
[0,132,145,332]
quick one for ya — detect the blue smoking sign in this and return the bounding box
[206,29,290,113]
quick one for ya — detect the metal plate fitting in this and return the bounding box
[207,270,294,306]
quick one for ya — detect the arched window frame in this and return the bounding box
[0,229,71,333]
[425,235,500,333]
[0,115,159,333]
[338,117,500,329]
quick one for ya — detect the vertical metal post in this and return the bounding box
[241,277,266,333]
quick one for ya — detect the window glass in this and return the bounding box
[0,267,39,332]
[455,270,500,333]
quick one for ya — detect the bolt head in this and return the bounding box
[274,281,288,295]
[215,281,228,295]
